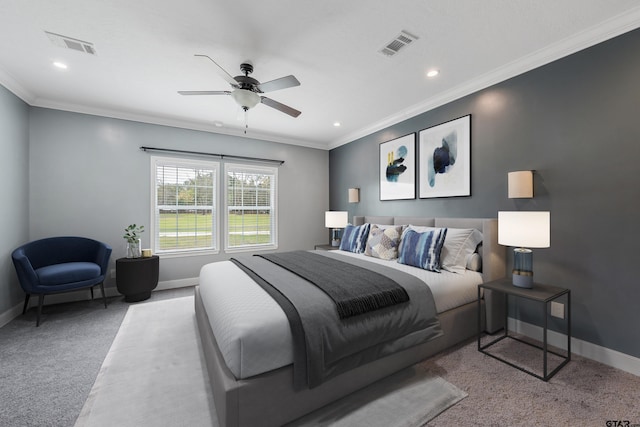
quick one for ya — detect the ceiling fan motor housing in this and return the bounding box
[234,75,261,92]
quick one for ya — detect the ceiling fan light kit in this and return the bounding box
[179,55,302,131]
[231,89,260,110]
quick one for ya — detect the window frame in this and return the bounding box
[223,162,278,253]
[150,156,220,258]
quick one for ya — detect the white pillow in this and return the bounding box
[402,224,438,235]
[440,228,483,274]
[465,252,482,272]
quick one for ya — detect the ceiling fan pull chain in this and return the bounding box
[244,107,249,134]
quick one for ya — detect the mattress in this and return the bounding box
[198,250,483,381]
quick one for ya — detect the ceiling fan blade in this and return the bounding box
[261,96,301,118]
[178,90,231,96]
[257,75,300,93]
[194,54,239,87]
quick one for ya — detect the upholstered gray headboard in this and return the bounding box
[353,216,506,333]
[352,216,506,283]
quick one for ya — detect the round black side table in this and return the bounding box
[116,256,159,302]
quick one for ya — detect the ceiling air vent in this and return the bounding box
[45,31,97,55]
[379,30,418,57]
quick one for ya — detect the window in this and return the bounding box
[152,157,218,255]
[225,163,278,251]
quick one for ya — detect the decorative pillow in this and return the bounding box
[398,227,448,272]
[364,225,403,260]
[339,223,370,253]
[440,228,483,274]
[465,252,482,272]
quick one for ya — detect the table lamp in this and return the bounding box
[498,211,550,288]
[325,211,348,246]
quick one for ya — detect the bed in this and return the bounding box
[194,216,506,426]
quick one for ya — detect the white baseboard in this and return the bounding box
[155,277,199,291]
[0,301,24,329]
[0,277,198,328]
[509,318,640,377]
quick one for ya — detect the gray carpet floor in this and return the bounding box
[0,287,193,427]
[423,339,640,426]
[2,287,640,426]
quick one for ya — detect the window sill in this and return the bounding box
[224,244,278,254]
[154,249,220,259]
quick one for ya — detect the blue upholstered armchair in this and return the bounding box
[11,237,112,326]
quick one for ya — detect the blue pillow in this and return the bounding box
[398,228,448,272]
[339,223,370,253]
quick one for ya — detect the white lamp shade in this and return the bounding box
[498,211,550,248]
[348,188,360,203]
[508,171,533,198]
[325,211,348,228]
[231,89,261,109]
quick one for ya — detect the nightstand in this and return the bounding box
[116,256,160,302]
[477,278,571,381]
[314,244,340,251]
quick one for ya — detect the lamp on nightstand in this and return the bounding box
[498,211,550,288]
[325,211,348,247]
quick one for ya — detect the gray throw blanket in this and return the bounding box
[258,251,409,318]
[231,251,442,389]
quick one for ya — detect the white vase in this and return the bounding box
[126,239,142,258]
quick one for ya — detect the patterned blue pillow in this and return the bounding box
[339,223,371,253]
[398,228,448,272]
[365,225,403,260]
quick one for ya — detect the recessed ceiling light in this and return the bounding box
[426,69,439,78]
[53,61,68,70]
[333,122,341,127]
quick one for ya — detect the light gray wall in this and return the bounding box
[330,29,640,359]
[28,108,329,287]
[0,85,30,314]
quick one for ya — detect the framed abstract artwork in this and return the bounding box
[419,115,471,198]
[379,133,415,200]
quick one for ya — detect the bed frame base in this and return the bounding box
[195,286,488,427]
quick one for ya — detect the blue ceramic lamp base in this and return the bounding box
[331,228,341,247]
[512,248,533,288]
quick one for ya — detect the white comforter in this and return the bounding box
[198,250,482,380]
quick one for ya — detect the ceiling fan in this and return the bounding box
[178,55,301,129]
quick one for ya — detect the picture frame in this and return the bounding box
[419,115,471,198]
[379,133,416,201]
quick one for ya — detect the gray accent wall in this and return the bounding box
[0,85,30,314]
[330,29,640,359]
[27,108,328,288]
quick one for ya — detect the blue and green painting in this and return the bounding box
[386,145,408,182]
[427,130,457,187]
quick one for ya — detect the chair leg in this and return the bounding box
[22,294,31,314]
[36,294,45,327]
[100,282,107,309]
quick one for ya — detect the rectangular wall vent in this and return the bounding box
[45,31,97,55]
[379,30,418,57]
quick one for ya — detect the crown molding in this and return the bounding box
[0,66,35,104]
[30,98,327,150]
[328,6,640,150]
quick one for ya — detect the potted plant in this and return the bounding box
[123,224,144,258]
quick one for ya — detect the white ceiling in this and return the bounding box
[1,1,640,150]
